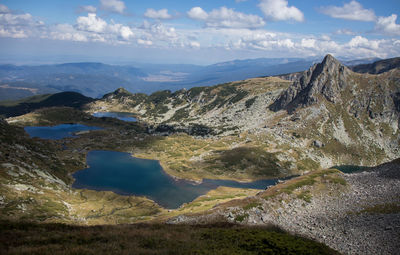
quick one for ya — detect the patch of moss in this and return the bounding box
[208,147,283,177]
[170,107,190,121]
[325,176,347,185]
[297,158,320,172]
[297,191,312,203]
[234,213,249,222]
[245,96,257,108]
[243,202,261,211]
[283,178,317,194]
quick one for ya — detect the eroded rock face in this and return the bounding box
[270,54,351,113]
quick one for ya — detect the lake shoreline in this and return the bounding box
[72,150,279,209]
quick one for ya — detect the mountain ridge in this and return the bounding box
[0,56,388,101]
[270,54,351,113]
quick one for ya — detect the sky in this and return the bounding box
[0,0,399,65]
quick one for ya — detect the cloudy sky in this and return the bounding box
[0,0,399,64]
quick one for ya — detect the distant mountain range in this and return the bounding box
[0,56,382,101]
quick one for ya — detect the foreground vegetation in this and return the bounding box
[0,221,339,255]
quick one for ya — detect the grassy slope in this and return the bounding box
[0,92,93,118]
[0,221,339,255]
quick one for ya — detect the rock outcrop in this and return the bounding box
[270,54,351,113]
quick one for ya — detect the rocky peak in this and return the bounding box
[103,87,133,99]
[114,87,131,95]
[269,54,351,113]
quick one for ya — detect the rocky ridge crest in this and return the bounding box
[270,54,351,113]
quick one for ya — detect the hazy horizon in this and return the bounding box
[0,0,399,65]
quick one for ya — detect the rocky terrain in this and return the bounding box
[169,160,400,255]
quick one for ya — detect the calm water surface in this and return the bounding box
[24,124,102,140]
[92,112,137,122]
[73,150,279,209]
[330,165,369,173]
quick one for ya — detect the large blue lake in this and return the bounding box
[72,150,278,209]
[24,124,102,140]
[92,112,137,122]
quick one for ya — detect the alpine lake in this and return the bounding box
[24,114,279,209]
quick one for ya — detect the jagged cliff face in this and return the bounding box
[86,55,400,167]
[270,55,351,112]
[270,54,400,122]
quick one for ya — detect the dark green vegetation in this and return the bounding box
[0,221,339,255]
[206,147,286,178]
[0,92,93,118]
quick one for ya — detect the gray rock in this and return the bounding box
[313,140,324,148]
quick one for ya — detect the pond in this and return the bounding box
[330,165,369,173]
[24,124,102,140]
[92,112,137,122]
[72,150,279,209]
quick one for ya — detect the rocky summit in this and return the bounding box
[269,54,352,112]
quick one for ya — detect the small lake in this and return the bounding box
[72,150,278,209]
[24,124,102,140]
[92,112,137,122]
[330,165,369,173]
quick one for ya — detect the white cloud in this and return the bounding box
[137,38,153,46]
[319,1,376,22]
[0,2,398,60]
[73,13,133,42]
[50,24,88,42]
[144,8,172,19]
[258,0,304,22]
[321,35,331,41]
[140,21,179,42]
[190,41,200,48]
[348,36,379,50]
[187,6,265,29]
[335,28,355,35]
[76,13,107,33]
[301,38,316,48]
[0,13,33,25]
[0,27,27,38]
[119,25,133,40]
[108,22,134,40]
[0,4,45,39]
[187,7,208,20]
[77,5,97,13]
[100,0,125,14]
[0,4,10,13]
[375,14,400,36]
